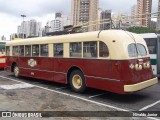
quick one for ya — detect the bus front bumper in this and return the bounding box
[124,77,158,92]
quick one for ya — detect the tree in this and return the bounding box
[127,26,156,33]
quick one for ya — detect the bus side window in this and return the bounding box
[40,44,48,57]
[25,45,31,57]
[99,41,109,57]
[6,46,10,56]
[70,42,82,57]
[0,42,5,54]
[54,43,63,57]
[32,45,40,57]
[83,41,97,58]
[13,46,19,56]
[19,46,24,56]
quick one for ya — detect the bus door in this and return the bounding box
[157,34,160,77]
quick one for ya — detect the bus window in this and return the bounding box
[0,42,5,54]
[137,44,147,56]
[19,46,24,56]
[128,44,138,57]
[6,46,10,56]
[99,41,109,57]
[83,41,97,58]
[25,45,31,57]
[144,38,157,54]
[13,46,19,56]
[70,42,82,57]
[54,43,63,57]
[32,45,39,57]
[40,44,48,57]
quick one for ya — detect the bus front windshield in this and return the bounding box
[0,42,5,53]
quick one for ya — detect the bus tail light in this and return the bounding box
[135,64,142,71]
[143,62,150,69]
[129,64,134,70]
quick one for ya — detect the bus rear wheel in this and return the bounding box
[14,65,20,77]
[69,70,86,93]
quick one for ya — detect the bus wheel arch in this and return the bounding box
[67,66,86,93]
[11,62,17,72]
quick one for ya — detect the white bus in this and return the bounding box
[139,33,160,77]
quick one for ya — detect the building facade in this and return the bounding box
[136,0,152,28]
[71,0,99,32]
[100,10,111,30]
[17,20,42,38]
[157,0,160,30]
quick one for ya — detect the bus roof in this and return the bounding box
[139,33,157,38]
[6,30,145,46]
[6,30,149,60]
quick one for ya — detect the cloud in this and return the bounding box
[0,0,71,17]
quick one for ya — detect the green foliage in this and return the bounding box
[27,36,38,38]
[127,26,156,33]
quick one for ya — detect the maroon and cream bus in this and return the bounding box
[5,30,158,94]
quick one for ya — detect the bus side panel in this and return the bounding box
[53,58,84,84]
[82,60,124,94]
[0,56,6,69]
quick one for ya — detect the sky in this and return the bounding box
[0,0,158,39]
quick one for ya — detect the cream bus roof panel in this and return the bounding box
[6,30,146,46]
[6,30,149,60]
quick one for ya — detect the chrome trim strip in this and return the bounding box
[85,75,120,82]
[19,67,67,75]
[7,66,120,82]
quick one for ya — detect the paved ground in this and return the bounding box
[0,70,159,120]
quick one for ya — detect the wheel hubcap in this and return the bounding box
[72,75,82,89]
[14,67,19,77]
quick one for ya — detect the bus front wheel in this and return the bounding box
[69,70,86,93]
[14,65,20,77]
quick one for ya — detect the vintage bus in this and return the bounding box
[5,30,158,94]
[139,33,160,77]
[0,40,6,69]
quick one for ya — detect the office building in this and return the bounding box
[71,0,99,32]
[136,0,152,28]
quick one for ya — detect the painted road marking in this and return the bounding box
[55,86,69,90]
[0,83,34,90]
[0,75,129,111]
[0,75,159,120]
[89,93,106,99]
[139,100,160,111]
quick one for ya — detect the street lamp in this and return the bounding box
[21,15,26,39]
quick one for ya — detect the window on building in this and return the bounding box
[54,43,63,57]
[83,41,97,58]
[32,45,39,57]
[13,46,19,56]
[19,45,24,56]
[25,45,31,57]
[40,44,48,57]
[6,46,10,56]
[99,41,109,57]
[70,42,82,57]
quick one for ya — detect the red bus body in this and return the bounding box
[5,30,158,94]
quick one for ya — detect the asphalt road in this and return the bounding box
[0,70,159,120]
